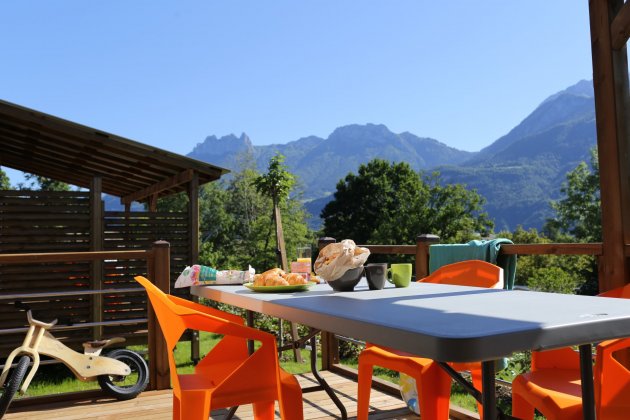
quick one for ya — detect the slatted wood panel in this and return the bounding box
[0,191,93,354]
[4,371,434,420]
[0,191,191,355]
[0,190,92,253]
[102,211,190,339]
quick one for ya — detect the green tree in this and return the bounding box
[545,149,601,242]
[321,159,493,244]
[156,191,188,212]
[528,266,578,294]
[19,174,70,191]
[0,168,10,189]
[544,149,600,295]
[425,172,493,242]
[497,226,587,293]
[198,158,312,272]
[252,153,295,270]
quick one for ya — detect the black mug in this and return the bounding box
[365,263,388,290]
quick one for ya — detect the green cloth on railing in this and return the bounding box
[428,238,516,290]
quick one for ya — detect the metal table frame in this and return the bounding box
[192,281,630,420]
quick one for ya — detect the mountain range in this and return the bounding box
[188,80,596,232]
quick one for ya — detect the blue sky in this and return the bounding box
[1,1,592,183]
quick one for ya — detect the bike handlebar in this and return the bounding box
[27,310,58,329]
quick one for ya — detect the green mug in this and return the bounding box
[387,263,412,288]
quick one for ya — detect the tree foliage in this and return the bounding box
[542,148,600,294]
[152,155,311,273]
[0,168,10,190]
[19,174,70,191]
[497,226,593,294]
[252,153,298,268]
[252,153,295,205]
[546,149,601,242]
[198,158,311,272]
[321,159,493,244]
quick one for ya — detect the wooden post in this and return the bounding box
[416,234,440,279]
[318,237,338,370]
[274,203,288,271]
[188,172,201,364]
[148,193,158,212]
[589,0,630,292]
[271,200,302,362]
[90,176,104,340]
[147,241,171,390]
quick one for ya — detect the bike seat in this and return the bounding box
[82,337,126,351]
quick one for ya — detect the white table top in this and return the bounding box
[191,280,630,363]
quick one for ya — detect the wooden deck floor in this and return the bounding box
[4,371,423,419]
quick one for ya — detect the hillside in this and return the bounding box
[188,80,597,232]
[439,80,595,230]
[189,124,474,198]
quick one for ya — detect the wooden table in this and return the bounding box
[192,280,630,420]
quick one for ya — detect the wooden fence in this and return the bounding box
[0,190,190,356]
[0,242,171,395]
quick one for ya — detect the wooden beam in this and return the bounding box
[187,172,201,364]
[148,193,158,212]
[611,0,630,50]
[188,172,200,264]
[90,176,104,340]
[416,234,440,279]
[121,169,194,205]
[589,0,630,291]
[147,241,171,391]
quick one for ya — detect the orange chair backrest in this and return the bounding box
[595,338,630,418]
[135,276,188,349]
[419,260,503,289]
[598,282,630,298]
[135,275,245,391]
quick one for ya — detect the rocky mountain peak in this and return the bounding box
[189,133,253,158]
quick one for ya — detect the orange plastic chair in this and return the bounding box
[134,276,303,420]
[357,260,504,420]
[512,283,630,420]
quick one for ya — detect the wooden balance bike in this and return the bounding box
[0,303,149,418]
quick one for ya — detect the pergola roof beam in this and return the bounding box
[121,169,195,205]
[0,100,228,198]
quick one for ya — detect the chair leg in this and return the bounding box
[180,391,211,420]
[172,394,181,420]
[357,360,374,420]
[253,400,275,419]
[415,363,452,420]
[511,387,535,420]
[279,375,304,420]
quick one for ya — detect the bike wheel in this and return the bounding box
[0,355,30,419]
[97,349,148,400]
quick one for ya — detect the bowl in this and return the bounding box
[326,266,364,291]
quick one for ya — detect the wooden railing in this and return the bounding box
[0,241,171,404]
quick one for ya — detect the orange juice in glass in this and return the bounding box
[291,246,312,281]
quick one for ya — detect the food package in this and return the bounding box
[175,264,255,287]
[314,239,370,281]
